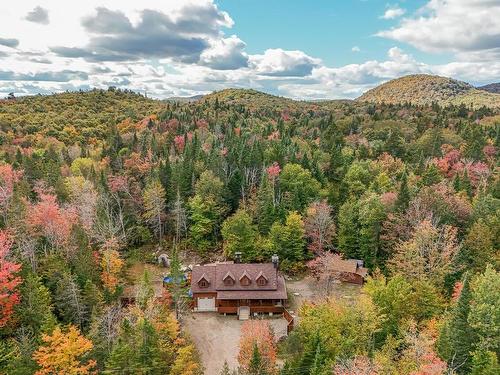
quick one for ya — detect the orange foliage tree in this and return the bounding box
[100,239,124,293]
[0,230,21,327]
[33,325,96,375]
[238,320,276,374]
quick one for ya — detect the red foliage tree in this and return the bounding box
[27,188,77,251]
[0,230,21,327]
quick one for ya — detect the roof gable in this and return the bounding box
[192,263,278,292]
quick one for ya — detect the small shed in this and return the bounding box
[329,257,368,285]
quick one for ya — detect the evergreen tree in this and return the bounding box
[337,199,360,259]
[15,273,56,337]
[248,343,267,375]
[298,332,326,375]
[438,274,475,373]
[395,170,410,212]
[269,212,306,261]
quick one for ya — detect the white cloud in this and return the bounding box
[381,6,406,19]
[199,35,248,70]
[249,48,321,77]
[378,0,500,58]
[0,0,498,100]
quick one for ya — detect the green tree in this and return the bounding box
[469,266,500,354]
[279,164,321,212]
[337,199,359,259]
[395,170,410,212]
[15,273,56,337]
[269,212,306,261]
[438,274,475,373]
[470,350,499,375]
[221,209,258,262]
[188,194,220,254]
[358,193,385,269]
[247,343,268,375]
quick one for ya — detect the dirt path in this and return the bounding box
[183,313,287,375]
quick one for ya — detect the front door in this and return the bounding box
[239,299,249,306]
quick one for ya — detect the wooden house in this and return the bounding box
[191,260,287,318]
[329,257,368,285]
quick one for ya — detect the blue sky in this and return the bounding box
[0,0,499,99]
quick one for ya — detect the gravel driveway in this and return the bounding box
[183,313,288,375]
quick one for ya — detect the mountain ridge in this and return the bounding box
[357,74,500,108]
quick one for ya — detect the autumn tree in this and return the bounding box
[27,187,77,254]
[238,320,276,374]
[0,230,21,328]
[100,240,124,294]
[304,201,335,254]
[32,325,96,375]
[388,220,460,288]
[142,178,166,242]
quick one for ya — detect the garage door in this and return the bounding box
[197,297,216,312]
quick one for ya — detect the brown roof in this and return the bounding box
[191,263,281,295]
[329,257,368,278]
[216,276,287,300]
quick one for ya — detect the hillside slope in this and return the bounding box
[478,83,500,94]
[357,74,500,108]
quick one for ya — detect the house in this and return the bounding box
[191,258,287,318]
[328,257,368,285]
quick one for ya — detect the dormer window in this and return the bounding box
[223,272,235,286]
[197,273,210,288]
[240,271,251,286]
[199,280,208,288]
[256,271,268,286]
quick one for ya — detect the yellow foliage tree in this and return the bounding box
[33,325,96,375]
[100,248,124,292]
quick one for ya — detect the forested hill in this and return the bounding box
[357,74,500,108]
[0,89,167,143]
[0,85,499,374]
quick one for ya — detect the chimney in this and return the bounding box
[272,254,279,270]
[234,252,242,264]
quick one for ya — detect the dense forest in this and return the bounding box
[0,88,499,374]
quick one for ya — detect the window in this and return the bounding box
[257,277,267,286]
[199,280,208,288]
[224,278,234,286]
[240,276,251,286]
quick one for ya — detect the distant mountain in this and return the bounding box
[357,74,500,108]
[478,83,500,94]
[165,94,204,103]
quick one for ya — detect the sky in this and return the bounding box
[0,0,499,99]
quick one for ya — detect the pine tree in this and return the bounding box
[438,274,475,373]
[337,199,360,259]
[248,343,267,375]
[16,273,56,337]
[105,319,135,374]
[298,332,325,375]
[55,273,87,329]
[395,170,410,212]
